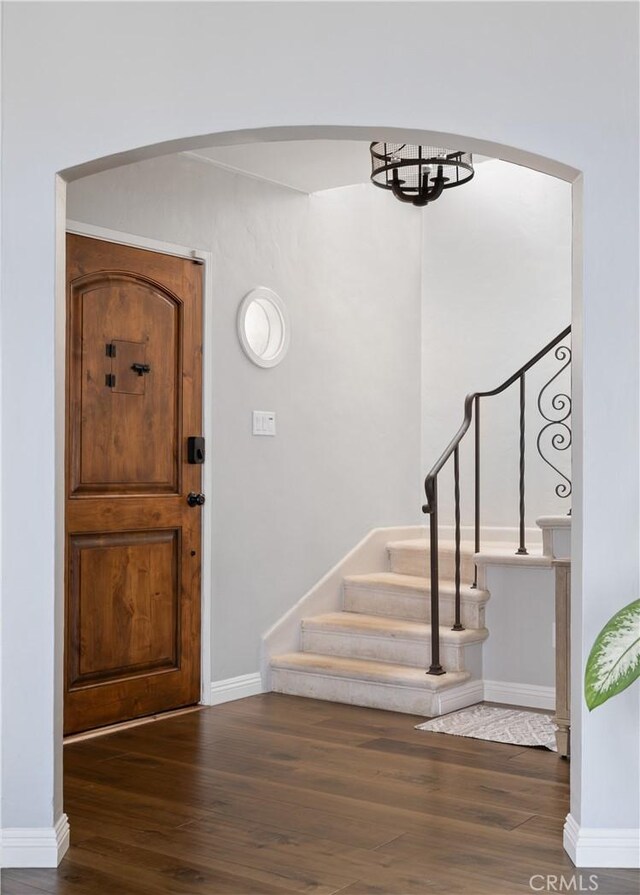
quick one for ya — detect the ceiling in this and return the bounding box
[186,141,492,195]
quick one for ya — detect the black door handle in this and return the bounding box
[187,492,205,507]
[131,363,151,376]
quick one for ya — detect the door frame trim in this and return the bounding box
[65,219,215,706]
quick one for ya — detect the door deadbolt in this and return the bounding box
[187,492,205,507]
[187,436,205,464]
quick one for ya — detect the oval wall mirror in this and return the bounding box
[237,287,290,368]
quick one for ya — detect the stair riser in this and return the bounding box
[389,547,476,581]
[343,586,486,629]
[301,629,468,671]
[271,667,441,715]
[271,667,482,716]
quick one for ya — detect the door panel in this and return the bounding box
[67,529,180,688]
[69,273,180,494]
[65,235,202,735]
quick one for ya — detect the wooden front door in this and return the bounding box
[64,234,203,735]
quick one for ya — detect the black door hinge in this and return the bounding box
[106,342,117,358]
[105,373,116,387]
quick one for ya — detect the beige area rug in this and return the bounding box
[416,704,558,752]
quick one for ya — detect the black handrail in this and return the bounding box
[422,324,571,675]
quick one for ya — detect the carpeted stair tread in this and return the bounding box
[270,652,470,690]
[343,571,489,602]
[302,612,488,644]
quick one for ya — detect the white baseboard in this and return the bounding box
[1,813,69,868]
[564,813,640,868]
[436,679,484,715]
[209,672,264,706]
[484,679,555,710]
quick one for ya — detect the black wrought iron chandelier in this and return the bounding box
[370,143,474,207]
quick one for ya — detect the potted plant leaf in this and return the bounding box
[585,599,640,710]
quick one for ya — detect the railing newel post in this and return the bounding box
[471,396,480,589]
[516,373,528,555]
[426,477,444,675]
[452,446,463,631]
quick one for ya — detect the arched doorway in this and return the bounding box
[55,126,582,863]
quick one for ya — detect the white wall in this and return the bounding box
[67,154,423,683]
[422,161,572,533]
[1,0,638,865]
[483,566,556,689]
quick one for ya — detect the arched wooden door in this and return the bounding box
[64,234,203,735]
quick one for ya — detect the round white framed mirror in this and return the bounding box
[237,287,290,368]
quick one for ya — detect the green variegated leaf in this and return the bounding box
[585,599,640,710]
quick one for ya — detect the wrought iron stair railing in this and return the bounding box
[422,325,572,675]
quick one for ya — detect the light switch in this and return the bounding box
[253,411,276,436]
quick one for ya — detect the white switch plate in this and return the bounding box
[253,411,276,436]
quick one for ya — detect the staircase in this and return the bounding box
[270,538,489,715]
[268,325,572,717]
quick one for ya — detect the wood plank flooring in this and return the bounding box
[2,694,638,895]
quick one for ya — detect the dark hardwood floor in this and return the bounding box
[2,695,638,895]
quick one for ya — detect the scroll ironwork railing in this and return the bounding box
[422,325,571,675]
